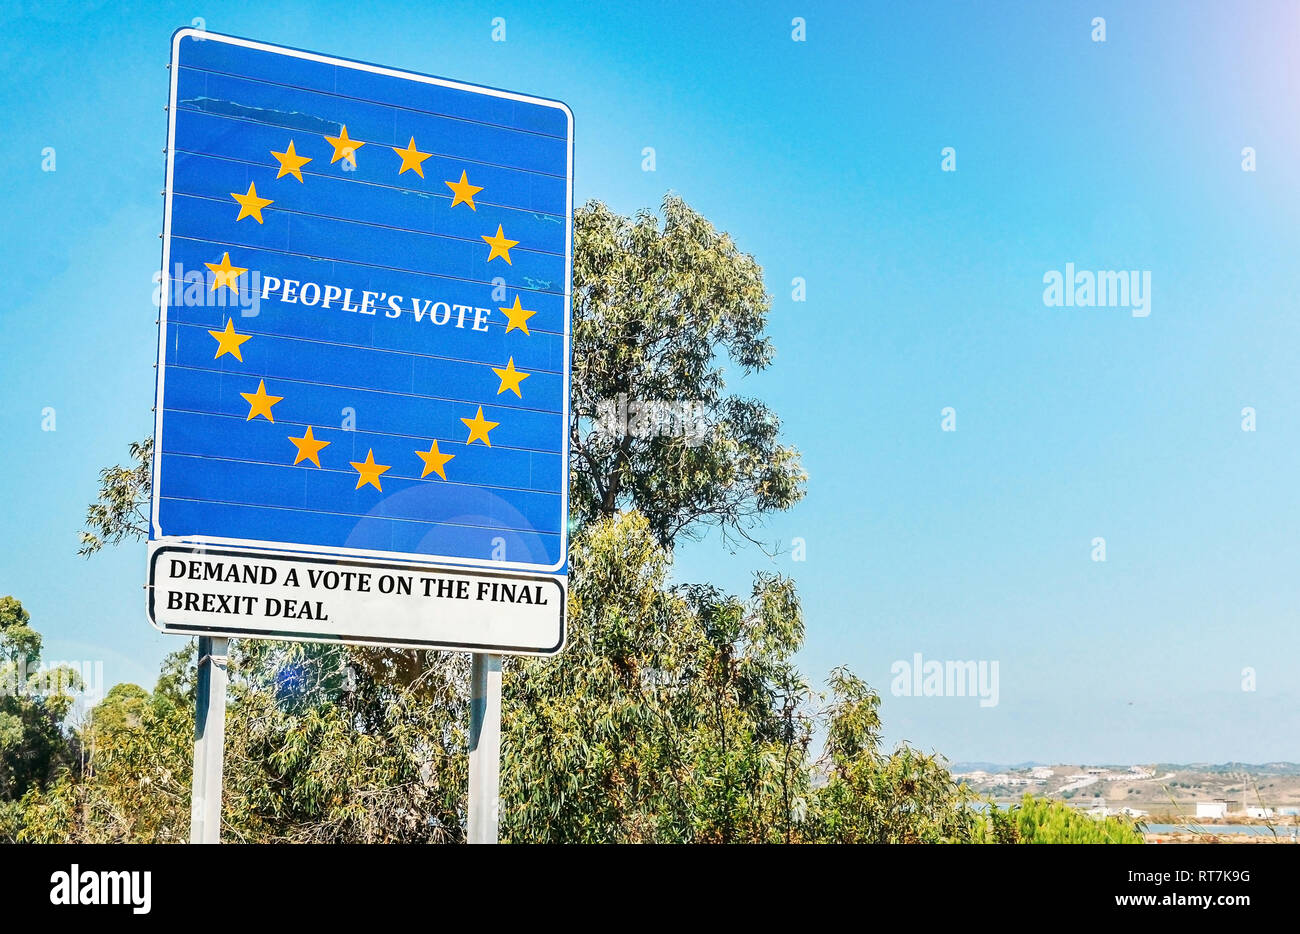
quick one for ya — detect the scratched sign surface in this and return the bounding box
[152,30,573,578]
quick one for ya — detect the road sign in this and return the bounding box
[149,29,572,655]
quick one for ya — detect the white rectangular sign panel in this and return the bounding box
[149,544,565,655]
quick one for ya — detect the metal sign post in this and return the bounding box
[468,653,503,844]
[189,636,229,844]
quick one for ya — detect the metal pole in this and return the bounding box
[468,652,503,844]
[189,636,229,844]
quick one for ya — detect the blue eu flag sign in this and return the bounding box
[148,31,571,654]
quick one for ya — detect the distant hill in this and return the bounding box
[1176,762,1300,776]
[953,761,1300,775]
[951,761,1041,773]
[953,762,1300,813]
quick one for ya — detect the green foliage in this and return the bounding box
[226,641,470,843]
[0,596,41,672]
[18,642,470,844]
[17,649,194,843]
[502,512,814,842]
[78,437,152,557]
[570,195,806,548]
[986,795,1144,844]
[18,514,988,845]
[809,668,985,843]
[15,195,1142,845]
[0,597,82,842]
[86,683,150,741]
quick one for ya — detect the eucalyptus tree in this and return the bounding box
[570,194,806,548]
[25,196,993,845]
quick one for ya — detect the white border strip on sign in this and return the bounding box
[152,29,573,575]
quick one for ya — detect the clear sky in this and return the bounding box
[2,0,1297,764]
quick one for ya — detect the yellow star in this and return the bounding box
[392,137,432,177]
[324,125,366,167]
[481,225,519,264]
[270,140,312,182]
[461,406,500,446]
[498,295,537,336]
[230,181,273,223]
[240,380,283,423]
[491,357,530,398]
[415,440,455,480]
[208,319,252,362]
[444,170,483,210]
[350,448,391,491]
[204,253,247,295]
[288,426,330,467]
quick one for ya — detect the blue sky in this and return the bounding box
[2,0,1297,764]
